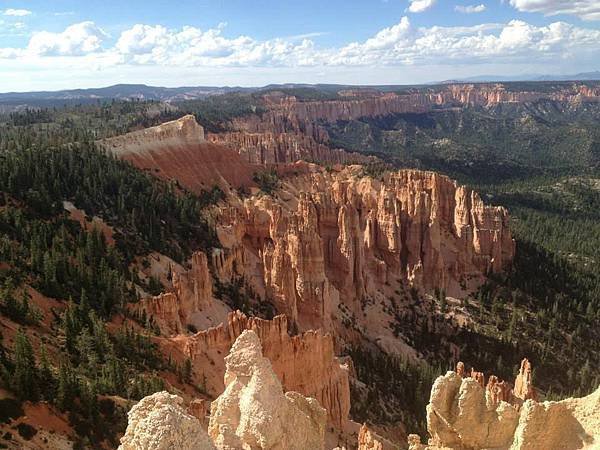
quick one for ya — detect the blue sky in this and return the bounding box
[0,0,599,91]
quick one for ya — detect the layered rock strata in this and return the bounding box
[215,167,515,331]
[208,330,327,450]
[232,84,600,136]
[208,131,373,165]
[164,310,351,428]
[101,115,257,191]
[137,251,213,334]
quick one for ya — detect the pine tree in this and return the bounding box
[38,343,56,400]
[12,329,38,400]
[56,362,77,411]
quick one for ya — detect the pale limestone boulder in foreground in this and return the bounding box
[118,391,215,450]
[419,366,600,450]
[427,371,520,449]
[511,386,600,450]
[208,329,327,450]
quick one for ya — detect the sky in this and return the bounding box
[0,0,599,91]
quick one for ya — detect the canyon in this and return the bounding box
[102,83,600,171]
[119,334,600,450]
[5,81,599,449]
[104,112,517,448]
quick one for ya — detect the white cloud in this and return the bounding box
[509,0,600,21]
[408,0,437,13]
[329,17,600,66]
[3,8,31,16]
[114,23,314,67]
[455,4,487,14]
[0,17,599,86]
[27,22,108,56]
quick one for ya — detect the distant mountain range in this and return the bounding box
[0,84,253,104]
[442,71,600,83]
[1,72,599,110]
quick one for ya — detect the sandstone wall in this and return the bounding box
[208,330,327,450]
[163,311,351,429]
[137,251,213,335]
[215,167,515,331]
[208,130,373,166]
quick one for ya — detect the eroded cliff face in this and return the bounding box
[136,251,215,335]
[162,310,351,429]
[100,115,258,191]
[231,84,600,136]
[214,166,514,332]
[208,131,373,165]
[413,360,600,450]
[208,330,327,450]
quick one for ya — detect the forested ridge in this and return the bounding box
[0,104,220,447]
[1,94,599,446]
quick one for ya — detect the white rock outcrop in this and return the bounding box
[118,391,215,450]
[427,371,520,449]
[511,386,600,450]
[421,368,600,450]
[208,329,327,450]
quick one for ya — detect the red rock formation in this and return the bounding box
[228,83,600,144]
[163,311,351,428]
[231,93,430,136]
[358,424,383,450]
[208,131,373,165]
[100,115,258,191]
[486,375,512,407]
[429,84,547,106]
[514,358,537,401]
[216,167,515,331]
[137,251,213,334]
[452,360,538,409]
[470,368,485,388]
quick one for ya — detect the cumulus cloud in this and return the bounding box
[3,8,31,16]
[455,4,487,14]
[329,17,600,66]
[408,0,437,13]
[114,23,314,67]
[0,17,598,75]
[509,0,600,21]
[27,21,108,56]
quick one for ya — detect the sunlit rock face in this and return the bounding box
[118,391,215,450]
[416,360,600,450]
[215,166,514,331]
[208,329,327,450]
[164,311,351,428]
